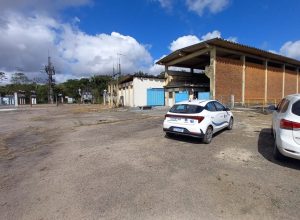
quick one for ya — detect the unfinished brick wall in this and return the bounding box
[285,69,297,96]
[215,57,243,102]
[245,62,265,100]
[267,67,283,101]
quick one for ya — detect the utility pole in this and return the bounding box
[117,53,123,75]
[44,55,55,104]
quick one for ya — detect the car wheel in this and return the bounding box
[203,126,213,144]
[270,126,274,137]
[165,132,174,138]
[227,117,233,130]
[273,139,285,161]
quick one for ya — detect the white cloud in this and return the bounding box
[169,35,201,51]
[0,12,154,82]
[200,30,221,41]
[169,30,237,51]
[226,36,238,42]
[0,13,59,72]
[186,0,229,16]
[279,40,300,60]
[155,0,173,9]
[148,55,167,74]
[58,28,153,76]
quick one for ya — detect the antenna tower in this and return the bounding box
[44,55,56,104]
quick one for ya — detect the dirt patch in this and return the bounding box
[215,147,254,164]
[70,105,110,114]
[0,137,15,160]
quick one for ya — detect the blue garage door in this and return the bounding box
[147,88,165,106]
[175,91,189,103]
[198,92,210,100]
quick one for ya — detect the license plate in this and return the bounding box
[168,117,180,122]
[173,128,184,133]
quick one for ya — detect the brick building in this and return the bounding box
[157,38,300,106]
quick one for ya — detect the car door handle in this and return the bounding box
[211,117,215,119]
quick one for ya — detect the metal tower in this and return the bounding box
[44,56,55,104]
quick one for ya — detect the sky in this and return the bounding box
[0,0,300,83]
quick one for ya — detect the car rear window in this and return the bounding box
[169,104,204,114]
[292,100,300,116]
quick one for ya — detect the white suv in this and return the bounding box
[271,94,300,160]
[163,100,234,144]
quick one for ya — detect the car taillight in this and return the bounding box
[195,116,204,123]
[280,119,300,130]
[165,114,204,123]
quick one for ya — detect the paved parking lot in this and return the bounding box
[1,105,300,220]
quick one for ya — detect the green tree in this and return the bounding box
[11,72,30,84]
[0,72,6,82]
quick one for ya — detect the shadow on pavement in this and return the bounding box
[258,128,300,170]
[164,129,226,145]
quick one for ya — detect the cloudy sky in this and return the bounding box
[0,0,300,83]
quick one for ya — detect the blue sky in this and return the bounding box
[66,0,300,57]
[0,0,300,82]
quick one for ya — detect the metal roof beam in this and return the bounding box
[166,48,210,67]
[217,47,300,68]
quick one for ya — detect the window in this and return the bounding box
[280,100,290,113]
[277,99,290,113]
[213,101,225,111]
[205,102,217,112]
[169,104,204,114]
[169,92,173,99]
[276,99,284,112]
[292,100,300,116]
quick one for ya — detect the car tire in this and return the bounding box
[273,139,285,161]
[270,126,274,137]
[203,126,213,144]
[165,132,174,138]
[227,117,234,130]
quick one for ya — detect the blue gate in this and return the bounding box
[198,92,210,100]
[175,91,189,103]
[147,88,165,106]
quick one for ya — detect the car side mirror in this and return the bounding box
[225,107,230,111]
[268,105,277,111]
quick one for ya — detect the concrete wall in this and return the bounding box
[215,57,243,102]
[132,77,164,107]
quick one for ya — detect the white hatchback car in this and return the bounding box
[271,94,300,160]
[163,100,234,144]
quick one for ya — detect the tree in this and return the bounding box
[10,72,30,84]
[0,72,7,82]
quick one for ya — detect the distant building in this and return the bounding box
[108,75,165,107]
[82,90,93,104]
[17,90,26,105]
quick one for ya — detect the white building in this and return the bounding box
[108,75,165,107]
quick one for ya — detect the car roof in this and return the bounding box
[284,94,300,102]
[286,94,300,99]
[175,99,217,106]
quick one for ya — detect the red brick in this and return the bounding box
[285,69,297,96]
[245,62,265,100]
[267,66,283,102]
[215,57,243,102]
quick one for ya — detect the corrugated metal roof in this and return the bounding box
[157,38,300,67]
